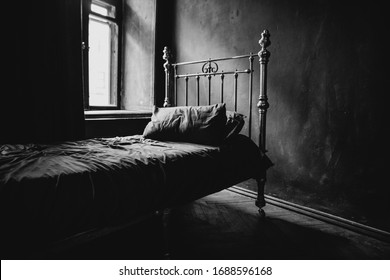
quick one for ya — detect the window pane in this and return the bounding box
[88,18,114,106]
[91,2,116,18]
[91,4,108,16]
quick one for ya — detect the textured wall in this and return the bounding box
[122,0,156,111]
[168,0,389,231]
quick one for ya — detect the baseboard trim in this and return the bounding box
[229,186,390,243]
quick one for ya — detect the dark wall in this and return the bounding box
[2,0,85,144]
[85,118,149,138]
[168,0,389,231]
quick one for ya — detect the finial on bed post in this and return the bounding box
[256,29,271,218]
[257,29,271,152]
[163,46,172,107]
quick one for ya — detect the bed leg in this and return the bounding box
[156,208,172,259]
[255,176,266,218]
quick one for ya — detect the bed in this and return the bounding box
[0,30,272,258]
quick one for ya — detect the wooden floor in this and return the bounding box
[167,189,390,260]
[41,188,390,260]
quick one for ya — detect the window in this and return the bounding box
[82,0,122,109]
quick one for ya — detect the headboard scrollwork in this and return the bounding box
[202,61,219,74]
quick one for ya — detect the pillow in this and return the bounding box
[224,111,246,140]
[143,103,227,145]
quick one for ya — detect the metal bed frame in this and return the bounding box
[161,30,271,216]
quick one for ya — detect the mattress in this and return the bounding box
[0,134,270,246]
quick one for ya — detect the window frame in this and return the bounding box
[82,0,123,110]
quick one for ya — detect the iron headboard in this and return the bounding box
[162,30,271,153]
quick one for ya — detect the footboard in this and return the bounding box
[162,30,271,215]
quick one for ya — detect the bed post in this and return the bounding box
[256,30,271,217]
[163,46,172,107]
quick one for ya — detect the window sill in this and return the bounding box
[84,110,152,120]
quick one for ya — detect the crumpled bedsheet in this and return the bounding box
[0,134,271,244]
